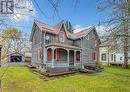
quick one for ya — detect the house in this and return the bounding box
[30,20,100,71]
[99,40,130,65]
[99,40,115,65]
[7,52,24,62]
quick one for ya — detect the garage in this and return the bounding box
[7,52,24,62]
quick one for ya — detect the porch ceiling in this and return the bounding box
[45,43,81,50]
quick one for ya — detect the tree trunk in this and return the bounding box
[123,0,129,68]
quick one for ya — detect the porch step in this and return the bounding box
[45,71,76,77]
[79,69,95,73]
[46,67,69,72]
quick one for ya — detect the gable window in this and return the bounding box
[101,53,106,61]
[59,31,64,42]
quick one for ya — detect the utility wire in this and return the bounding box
[33,0,49,19]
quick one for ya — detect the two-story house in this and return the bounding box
[30,20,100,71]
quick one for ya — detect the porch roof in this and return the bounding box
[45,43,81,50]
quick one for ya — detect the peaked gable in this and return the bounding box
[30,20,100,42]
[58,24,68,42]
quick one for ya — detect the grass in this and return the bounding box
[0,66,130,92]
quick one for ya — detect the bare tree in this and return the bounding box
[97,0,130,68]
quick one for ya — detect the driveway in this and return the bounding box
[1,62,30,67]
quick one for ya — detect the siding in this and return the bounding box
[32,25,42,64]
[65,38,74,45]
[81,30,99,65]
[74,39,81,47]
[45,33,57,44]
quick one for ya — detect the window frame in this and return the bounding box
[59,31,65,42]
[101,53,106,61]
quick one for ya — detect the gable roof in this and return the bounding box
[30,20,97,41]
[99,40,111,47]
[7,52,24,56]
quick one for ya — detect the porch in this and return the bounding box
[45,43,82,70]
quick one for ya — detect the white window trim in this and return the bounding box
[59,31,65,42]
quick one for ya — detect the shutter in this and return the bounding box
[39,48,42,60]
[56,49,60,61]
[76,54,80,62]
[48,49,52,61]
[36,48,38,61]
[91,49,94,62]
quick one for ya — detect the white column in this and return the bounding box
[52,47,54,68]
[67,49,69,67]
[74,50,76,66]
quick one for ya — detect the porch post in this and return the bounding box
[74,50,76,66]
[80,50,83,69]
[52,47,54,68]
[67,49,69,67]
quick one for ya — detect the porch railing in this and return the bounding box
[46,60,68,63]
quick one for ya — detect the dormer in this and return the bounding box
[58,25,67,43]
[59,26,65,42]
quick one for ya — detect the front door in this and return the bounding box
[69,50,74,66]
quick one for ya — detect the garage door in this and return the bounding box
[10,56,22,62]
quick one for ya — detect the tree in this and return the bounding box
[97,0,130,68]
[65,21,74,33]
[0,28,30,60]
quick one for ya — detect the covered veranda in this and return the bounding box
[45,43,82,68]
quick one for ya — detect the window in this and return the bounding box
[120,57,122,60]
[114,55,116,61]
[45,35,50,44]
[94,52,96,60]
[111,54,113,60]
[101,53,106,61]
[59,31,64,42]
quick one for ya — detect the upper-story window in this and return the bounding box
[59,31,65,42]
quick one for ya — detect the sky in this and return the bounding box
[2,0,102,34]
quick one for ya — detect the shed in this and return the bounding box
[7,52,24,62]
[24,52,32,62]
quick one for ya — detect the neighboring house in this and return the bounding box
[99,40,130,65]
[30,20,100,71]
[99,40,115,65]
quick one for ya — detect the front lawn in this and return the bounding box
[0,66,130,92]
